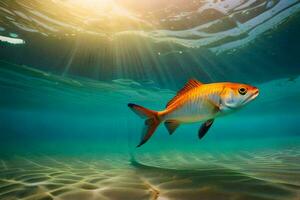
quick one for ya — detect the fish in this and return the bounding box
[128,79,259,147]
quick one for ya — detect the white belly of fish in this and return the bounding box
[164,100,215,123]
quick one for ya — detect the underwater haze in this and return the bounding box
[0,0,300,200]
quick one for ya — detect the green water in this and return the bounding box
[0,60,299,199]
[0,0,300,199]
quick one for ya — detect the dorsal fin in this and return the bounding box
[166,79,203,108]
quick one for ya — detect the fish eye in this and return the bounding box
[238,87,247,95]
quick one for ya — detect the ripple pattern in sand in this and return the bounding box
[0,149,299,200]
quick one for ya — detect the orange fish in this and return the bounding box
[128,79,259,147]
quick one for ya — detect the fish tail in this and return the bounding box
[128,103,161,147]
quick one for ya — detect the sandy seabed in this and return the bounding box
[0,149,300,200]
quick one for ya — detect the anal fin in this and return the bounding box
[164,120,180,135]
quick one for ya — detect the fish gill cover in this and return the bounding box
[0,1,300,200]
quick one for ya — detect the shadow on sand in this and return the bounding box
[131,158,298,200]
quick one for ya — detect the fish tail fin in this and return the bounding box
[128,103,161,147]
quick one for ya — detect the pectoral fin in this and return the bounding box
[164,120,180,135]
[198,119,214,139]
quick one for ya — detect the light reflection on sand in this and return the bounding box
[0,149,299,200]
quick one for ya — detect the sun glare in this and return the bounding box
[53,0,123,13]
[67,0,114,10]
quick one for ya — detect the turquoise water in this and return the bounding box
[0,0,300,199]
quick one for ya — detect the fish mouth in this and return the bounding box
[243,89,259,104]
[253,90,259,98]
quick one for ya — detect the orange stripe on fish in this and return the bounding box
[128,79,259,147]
